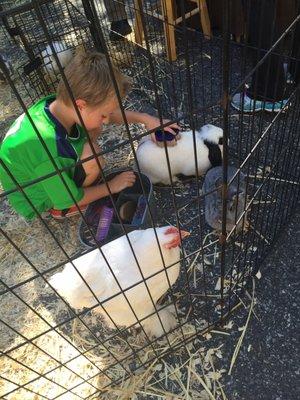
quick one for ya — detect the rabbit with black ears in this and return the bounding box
[136,124,223,185]
[202,166,248,232]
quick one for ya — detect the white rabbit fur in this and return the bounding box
[42,41,73,75]
[136,124,223,184]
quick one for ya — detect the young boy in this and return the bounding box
[0,51,179,220]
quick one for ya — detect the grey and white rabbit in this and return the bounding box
[136,124,223,185]
[202,166,247,232]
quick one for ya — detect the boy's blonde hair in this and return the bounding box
[57,50,131,106]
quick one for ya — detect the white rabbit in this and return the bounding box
[42,41,73,75]
[136,124,223,184]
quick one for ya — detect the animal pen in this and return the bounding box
[0,0,299,398]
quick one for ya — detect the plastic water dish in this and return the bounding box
[155,128,179,142]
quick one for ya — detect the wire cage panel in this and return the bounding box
[1,0,94,104]
[0,0,300,399]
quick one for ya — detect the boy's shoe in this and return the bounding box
[109,19,132,41]
[50,204,88,220]
[231,92,289,113]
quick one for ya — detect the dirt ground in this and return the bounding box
[0,1,300,399]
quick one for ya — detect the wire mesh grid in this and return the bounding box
[0,0,300,398]
[0,0,94,102]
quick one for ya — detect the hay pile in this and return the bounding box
[0,192,238,399]
[0,6,283,397]
[0,89,238,398]
[0,152,258,400]
[0,68,265,399]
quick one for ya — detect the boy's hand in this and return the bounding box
[107,171,136,194]
[141,115,181,147]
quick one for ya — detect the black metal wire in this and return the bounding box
[0,139,134,375]
[85,0,183,349]
[232,13,300,97]
[0,33,146,367]
[226,0,278,314]
[94,0,193,347]
[0,372,50,400]
[226,0,253,314]
[0,107,217,199]
[0,224,124,380]
[177,0,211,328]
[30,0,175,361]
[0,0,300,398]
[229,86,300,292]
[0,319,92,399]
[134,0,199,345]
[219,0,231,323]
[241,0,284,283]
[251,93,300,261]
[77,297,244,400]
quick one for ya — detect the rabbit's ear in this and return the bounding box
[204,140,222,167]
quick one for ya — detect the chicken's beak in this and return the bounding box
[163,229,190,249]
[179,230,190,239]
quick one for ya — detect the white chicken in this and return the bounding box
[49,226,189,337]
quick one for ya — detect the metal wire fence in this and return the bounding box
[0,0,299,398]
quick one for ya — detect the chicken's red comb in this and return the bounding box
[165,226,178,235]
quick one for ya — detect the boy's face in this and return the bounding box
[76,96,120,132]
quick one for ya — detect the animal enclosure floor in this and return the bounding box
[221,206,300,400]
[1,5,300,398]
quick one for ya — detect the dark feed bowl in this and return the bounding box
[78,170,154,248]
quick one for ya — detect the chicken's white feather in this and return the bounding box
[49,227,183,336]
